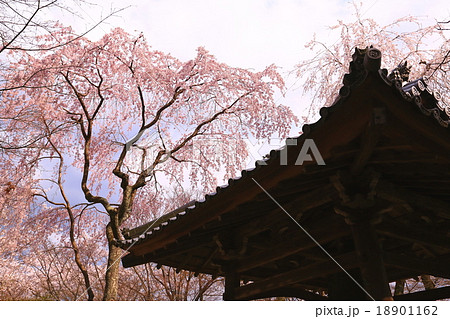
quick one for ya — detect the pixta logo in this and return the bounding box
[191,137,325,167]
[280,138,325,166]
[246,138,325,166]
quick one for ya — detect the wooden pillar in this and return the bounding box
[331,169,392,300]
[223,268,240,301]
[328,270,367,300]
[351,218,392,300]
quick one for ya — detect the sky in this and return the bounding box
[72,0,449,69]
[57,0,450,120]
[44,0,450,203]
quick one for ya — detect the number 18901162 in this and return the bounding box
[376,305,438,316]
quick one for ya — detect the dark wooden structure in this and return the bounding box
[117,47,450,301]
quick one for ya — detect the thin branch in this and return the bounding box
[42,119,95,300]
[113,86,185,188]
[62,72,113,213]
[132,91,251,190]
[0,0,49,54]
[5,6,129,52]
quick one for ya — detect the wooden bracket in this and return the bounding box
[331,170,387,224]
[214,232,248,258]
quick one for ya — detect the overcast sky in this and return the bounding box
[44,0,450,202]
[57,0,449,118]
[66,0,449,68]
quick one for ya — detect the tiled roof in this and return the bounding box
[115,46,449,249]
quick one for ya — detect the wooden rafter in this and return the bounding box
[237,216,351,273]
[239,286,328,301]
[377,221,450,251]
[234,252,359,300]
[384,252,450,279]
[376,180,450,219]
[350,108,383,176]
[237,184,335,238]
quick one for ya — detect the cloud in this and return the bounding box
[101,0,346,70]
[59,0,449,117]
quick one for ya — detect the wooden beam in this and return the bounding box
[123,192,338,270]
[176,254,192,273]
[120,75,387,260]
[238,286,328,301]
[350,113,382,176]
[381,93,450,159]
[122,200,196,239]
[384,252,450,279]
[234,252,359,301]
[376,221,450,251]
[328,271,367,300]
[223,266,240,301]
[125,181,270,256]
[236,184,335,238]
[122,252,152,268]
[351,218,392,300]
[238,270,328,290]
[376,180,450,219]
[394,286,450,301]
[121,232,216,267]
[369,152,450,164]
[237,216,351,273]
[296,249,330,262]
[195,248,218,276]
[124,206,267,264]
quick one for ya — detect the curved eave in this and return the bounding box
[116,48,450,258]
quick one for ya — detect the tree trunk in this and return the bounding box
[421,275,435,290]
[394,279,405,295]
[103,223,123,301]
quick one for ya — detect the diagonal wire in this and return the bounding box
[251,177,376,301]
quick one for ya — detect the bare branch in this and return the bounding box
[0,0,46,54]
[132,91,251,190]
[62,72,113,213]
[4,6,129,52]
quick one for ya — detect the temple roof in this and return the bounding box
[116,47,450,300]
